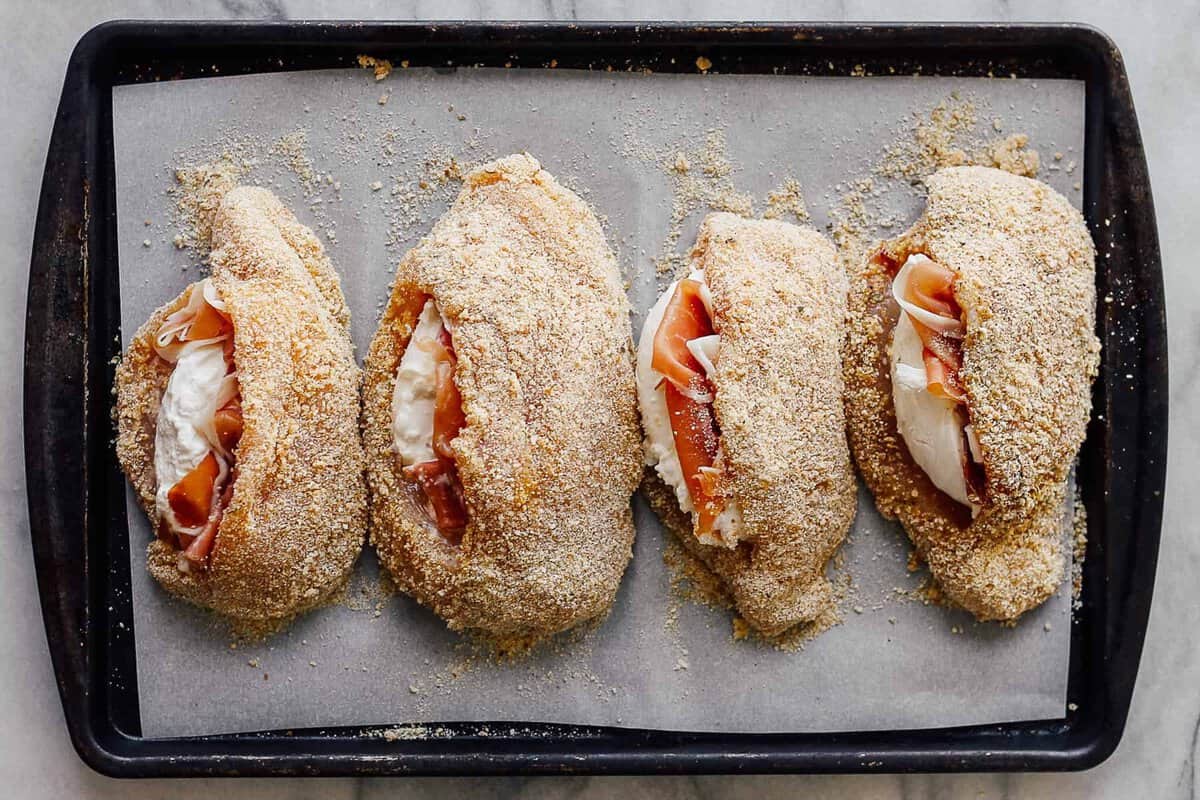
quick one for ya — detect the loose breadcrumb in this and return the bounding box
[357,54,393,81]
[171,156,246,253]
[619,128,753,277]
[979,133,1040,177]
[763,177,811,223]
[269,130,317,191]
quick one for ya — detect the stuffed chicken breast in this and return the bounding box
[844,166,1099,621]
[638,213,857,636]
[363,153,642,639]
[116,186,366,621]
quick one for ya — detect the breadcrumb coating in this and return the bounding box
[363,153,641,639]
[648,213,857,636]
[116,186,366,621]
[844,166,1099,621]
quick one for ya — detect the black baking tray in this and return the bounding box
[24,20,1165,777]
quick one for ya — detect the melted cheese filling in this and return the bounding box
[636,270,744,546]
[391,299,445,465]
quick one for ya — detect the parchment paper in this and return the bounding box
[113,66,1085,739]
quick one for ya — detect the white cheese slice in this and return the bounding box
[154,341,229,530]
[391,299,446,467]
[685,334,720,378]
[890,312,977,511]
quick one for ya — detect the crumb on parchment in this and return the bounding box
[833,94,1044,260]
[269,130,316,190]
[980,133,1040,177]
[171,155,246,254]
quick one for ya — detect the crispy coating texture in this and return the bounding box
[652,213,857,636]
[844,166,1099,621]
[363,153,642,638]
[115,186,366,621]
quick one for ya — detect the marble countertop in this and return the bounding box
[1,1,1193,797]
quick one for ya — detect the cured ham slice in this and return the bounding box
[152,280,242,568]
[887,253,983,508]
[650,278,729,542]
[394,301,469,543]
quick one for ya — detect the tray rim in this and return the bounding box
[23,18,1167,777]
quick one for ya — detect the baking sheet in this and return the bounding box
[113,66,1084,739]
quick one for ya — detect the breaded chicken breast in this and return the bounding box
[363,154,642,639]
[844,166,1099,620]
[639,213,856,636]
[116,187,366,621]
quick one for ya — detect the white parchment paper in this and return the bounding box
[113,66,1084,739]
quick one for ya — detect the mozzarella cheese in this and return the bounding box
[154,341,229,529]
[636,271,744,545]
[685,334,720,378]
[890,313,978,512]
[391,299,445,466]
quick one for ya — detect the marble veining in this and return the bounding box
[1,0,1194,798]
